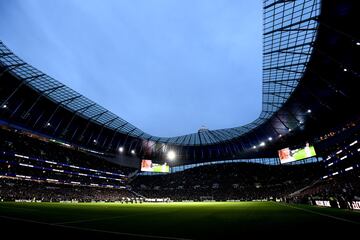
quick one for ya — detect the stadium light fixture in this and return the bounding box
[307,109,311,113]
[252,146,256,149]
[345,166,353,171]
[167,150,176,161]
[2,104,7,109]
[131,149,135,154]
[349,140,357,146]
[343,68,348,72]
[357,42,360,46]
[259,142,265,147]
[46,122,51,126]
[268,137,272,141]
[93,139,97,143]
[288,128,292,132]
[119,147,124,153]
[278,134,282,138]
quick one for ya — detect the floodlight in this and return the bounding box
[167,150,176,161]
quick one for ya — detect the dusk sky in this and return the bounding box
[0,0,262,137]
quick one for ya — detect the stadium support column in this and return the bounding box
[22,85,64,121]
[121,128,137,152]
[44,95,81,130]
[0,63,26,78]
[62,103,96,139]
[8,99,24,119]
[0,74,44,109]
[94,116,119,147]
[107,123,128,150]
[78,110,108,143]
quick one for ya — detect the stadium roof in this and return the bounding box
[0,0,321,146]
[1,0,359,164]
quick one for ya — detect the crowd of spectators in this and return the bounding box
[0,177,140,202]
[1,125,359,206]
[0,126,135,176]
[0,126,142,202]
[132,162,323,201]
[287,170,360,208]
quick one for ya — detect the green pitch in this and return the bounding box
[292,146,316,160]
[0,201,359,239]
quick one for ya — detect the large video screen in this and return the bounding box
[141,160,169,173]
[278,143,316,164]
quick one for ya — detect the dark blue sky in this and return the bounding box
[0,0,262,137]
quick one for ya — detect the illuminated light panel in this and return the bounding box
[336,150,343,155]
[46,178,59,182]
[19,163,33,168]
[349,140,358,146]
[45,160,57,164]
[16,175,31,179]
[15,154,29,159]
[332,172,339,176]
[345,166,353,171]
[340,156,347,160]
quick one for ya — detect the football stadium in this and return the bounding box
[0,0,359,238]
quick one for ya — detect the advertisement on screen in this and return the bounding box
[278,143,316,164]
[141,160,169,173]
